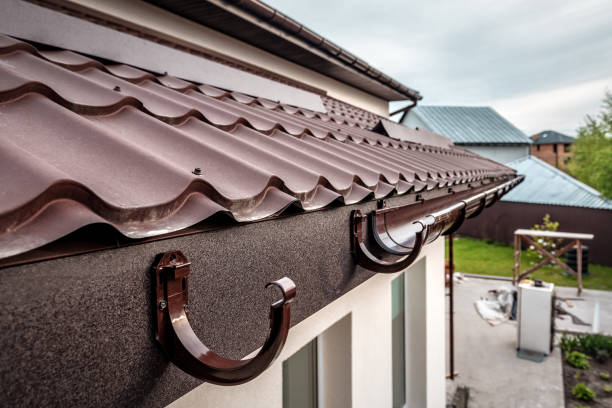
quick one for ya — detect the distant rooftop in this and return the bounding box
[502,156,612,210]
[531,130,575,145]
[405,106,531,145]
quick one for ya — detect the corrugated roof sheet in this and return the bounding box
[321,96,382,129]
[502,156,612,210]
[531,130,575,145]
[0,34,515,258]
[408,106,532,145]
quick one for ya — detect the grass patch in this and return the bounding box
[446,236,612,290]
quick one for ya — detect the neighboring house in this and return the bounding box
[530,130,575,169]
[402,105,611,265]
[0,1,520,408]
[402,105,532,163]
[461,156,612,265]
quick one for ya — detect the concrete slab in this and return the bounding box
[555,285,612,335]
[446,277,565,408]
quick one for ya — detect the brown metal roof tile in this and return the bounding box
[0,35,516,259]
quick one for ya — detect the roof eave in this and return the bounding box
[144,0,421,102]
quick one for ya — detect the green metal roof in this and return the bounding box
[531,130,575,145]
[502,156,612,210]
[406,106,532,145]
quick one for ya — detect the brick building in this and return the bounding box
[531,130,575,169]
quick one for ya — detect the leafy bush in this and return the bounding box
[572,383,596,401]
[561,334,579,354]
[567,351,591,370]
[560,333,612,362]
[602,371,611,380]
[604,385,612,393]
[569,91,612,198]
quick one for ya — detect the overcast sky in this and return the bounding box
[265,0,612,135]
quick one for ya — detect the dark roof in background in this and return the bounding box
[406,106,532,145]
[144,0,421,102]
[0,35,513,259]
[531,130,575,144]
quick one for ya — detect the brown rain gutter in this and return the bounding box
[352,176,524,273]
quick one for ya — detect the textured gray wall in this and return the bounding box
[0,193,427,408]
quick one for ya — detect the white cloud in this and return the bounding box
[266,0,612,133]
[492,77,611,135]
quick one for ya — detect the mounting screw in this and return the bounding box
[184,304,189,314]
[113,86,121,92]
[158,300,167,310]
[192,168,203,176]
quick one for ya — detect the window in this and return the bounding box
[536,145,540,152]
[553,144,558,153]
[283,340,318,408]
[392,273,406,408]
[283,315,351,408]
[564,144,571,153]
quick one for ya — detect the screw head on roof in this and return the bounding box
[192,168,203,176]
[113,86,121,92]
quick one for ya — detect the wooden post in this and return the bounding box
[448,234,455,380]
[513,235,521,285]
[577,240,583,296]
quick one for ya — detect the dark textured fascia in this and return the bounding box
[0,189,429,407]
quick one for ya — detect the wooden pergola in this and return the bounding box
[513,229,594,295]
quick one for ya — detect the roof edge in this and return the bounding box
[145,0,421,102]
[508,155,603,197]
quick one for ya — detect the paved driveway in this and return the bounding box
[446,277,564,408]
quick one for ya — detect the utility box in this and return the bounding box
[517,281,555,355]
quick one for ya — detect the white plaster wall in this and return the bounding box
[167,239,446,408]
[317,315,352,408]
[462,145,530,164]
[405,257,427,407]
[63,0,389,116]
[424,238,447,408]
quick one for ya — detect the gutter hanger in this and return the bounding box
[352,176,524,273]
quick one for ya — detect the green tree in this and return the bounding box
[569,91,612,198]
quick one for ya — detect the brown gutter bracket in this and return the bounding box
[351,210,425,273]
[154,251,296,385]
[351,176,525,273]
